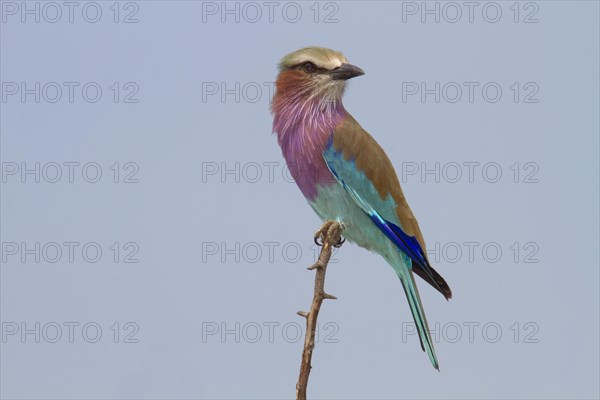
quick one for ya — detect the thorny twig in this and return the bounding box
[296,221,344,400]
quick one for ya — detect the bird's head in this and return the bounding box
[274,46,364,106]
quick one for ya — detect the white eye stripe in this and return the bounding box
[317,60,342,70]
[294,57,345,71]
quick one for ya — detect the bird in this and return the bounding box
[271,46,452,370]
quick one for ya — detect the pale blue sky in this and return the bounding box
[1,1,599,399]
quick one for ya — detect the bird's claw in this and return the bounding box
[333,236,345,248]
[314,235,324,247]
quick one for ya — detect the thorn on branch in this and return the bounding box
[307,261,324,270]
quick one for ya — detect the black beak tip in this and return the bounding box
[331,63,366,80]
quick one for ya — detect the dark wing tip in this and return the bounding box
[412,265,452,300]
[439,281,452,300]
[442,282,452,300]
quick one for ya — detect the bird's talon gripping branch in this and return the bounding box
[313,220,335,247]
[333,236,345,248]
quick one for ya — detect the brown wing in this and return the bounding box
[333,114,452,299]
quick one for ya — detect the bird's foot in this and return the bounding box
[313,221,345,248]
[333,236,345,248]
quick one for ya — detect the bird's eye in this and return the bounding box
[302,62,316,73]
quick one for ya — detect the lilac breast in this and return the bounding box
[274,103,346,201]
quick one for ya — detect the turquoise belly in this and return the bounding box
[309,183,397,260]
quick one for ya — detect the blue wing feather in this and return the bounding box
[324,139,428,270]
[323,138,449,297]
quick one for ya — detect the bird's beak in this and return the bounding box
[330,63,365,80]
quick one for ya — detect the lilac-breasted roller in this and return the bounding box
[271,47,452,369]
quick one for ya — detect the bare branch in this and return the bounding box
[296,221,344,400]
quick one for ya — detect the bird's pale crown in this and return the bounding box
[279,46,348,71]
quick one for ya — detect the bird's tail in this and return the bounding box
[392,253,439,370]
